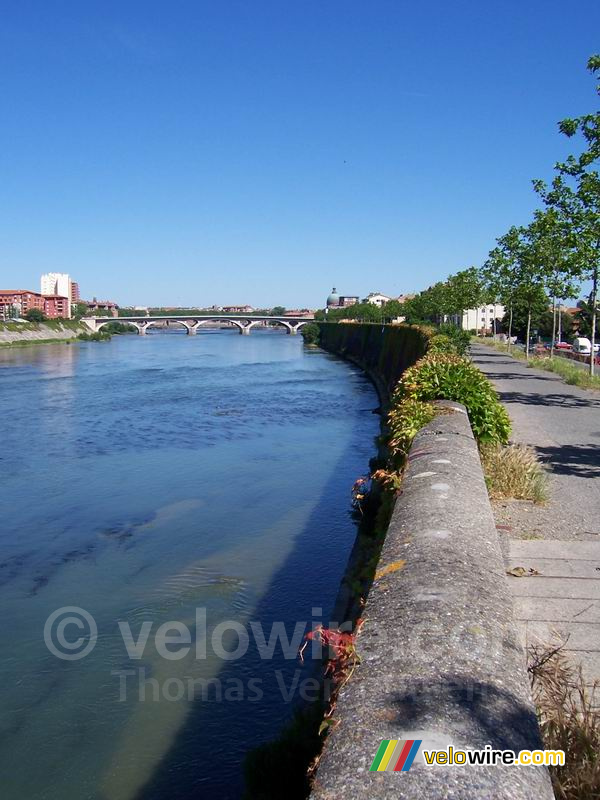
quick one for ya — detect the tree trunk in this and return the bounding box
[550,296,556,359]
[526,307,531,359]
[558,304,562,343]
[507,303,513,352]
[590,267,598,377]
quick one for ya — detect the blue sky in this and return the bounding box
[1,1,598,308]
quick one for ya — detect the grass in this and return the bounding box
[529,642,600,800]
[43,319,83,332]
[0,320,91,348]
[527,355,600,390]
[0,337,77,348]
[480,443,548,504]
[471,336,528,360]
[474,338,600,390]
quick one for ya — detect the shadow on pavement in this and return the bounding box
[483,371,558,383]
[496,390,600,410]
[535,443,600,478]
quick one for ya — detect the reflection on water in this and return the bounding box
[0,331,378,799]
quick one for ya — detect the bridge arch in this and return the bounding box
[96,319,143,335]
[143,320,192,334]
[96,319,195,335]
[292,320,309,332]
[90,315,314,336]
[245,319,296,334]
[194,318,245,333]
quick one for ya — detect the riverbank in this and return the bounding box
[302,324,550,800]
[0,320,87,345]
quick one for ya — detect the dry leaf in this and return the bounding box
[506,566,541,577]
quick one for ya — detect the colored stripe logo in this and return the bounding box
[369,739,423,772]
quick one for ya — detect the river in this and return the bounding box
[0,329,378,799]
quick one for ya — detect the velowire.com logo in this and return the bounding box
[370,739,423,772]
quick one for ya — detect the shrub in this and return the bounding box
[427,334,453,354]
[98,321,137,335]
[387,397,436,467]
[300,322,321,346]
[396,353,511,444]
[436,323,471,355]
[25,308,47,323]
[77,331,111,342]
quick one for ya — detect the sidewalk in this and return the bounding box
[471,343,600,541]
[471,343,600,689]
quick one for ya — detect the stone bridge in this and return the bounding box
[81,315,313,336]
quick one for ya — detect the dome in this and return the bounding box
[326,287,340,307]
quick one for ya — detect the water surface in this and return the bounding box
[0,330,378,799]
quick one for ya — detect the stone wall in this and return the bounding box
[317,322,428,406]
[310,404,553,799]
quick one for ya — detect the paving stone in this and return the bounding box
[507,576,600,600]
[507,539,600,685]
[505,556,600,579]
[513,597,600,623]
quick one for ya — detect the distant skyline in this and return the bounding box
[1,1,599,307]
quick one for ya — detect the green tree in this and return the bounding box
[483,222,557,357]
[72,302,88,318]
[270,306,286,316]
[347,302,384,321]
[300,322,320,345]
[527,208,579,356]
[534,54,600,373]
[381,299,404,320]
[519,222,557,357]
[538,307,574,340]
[502,285,549,343]
[321,302,382,322]
[445,267,484,322]
[401,282,453,324]
[480,226,528,350]
[25,308,47,323]
[99,321,138,335]
[573,297,595,338]
[395,294,423,324]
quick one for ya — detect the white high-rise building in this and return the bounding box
[40,272,72,317]
[41,272,71,297]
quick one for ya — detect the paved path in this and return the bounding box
[471,344,600,689]
[471,343,600,539]
[507,540,600,689]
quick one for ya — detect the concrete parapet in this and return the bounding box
[310,402,553,800]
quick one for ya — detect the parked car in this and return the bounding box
[572,337,592,355]
[554,341,571,350]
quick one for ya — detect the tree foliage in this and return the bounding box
[399,268,484,325]
[533,54,600,371]
[24,308,47,322]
